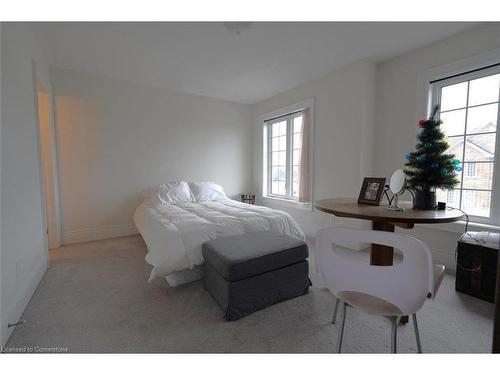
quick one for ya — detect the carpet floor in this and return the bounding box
[5,235,495,353]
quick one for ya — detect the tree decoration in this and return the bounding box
[404,105,460,209]
[455,165,463,172]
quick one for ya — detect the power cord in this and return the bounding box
[448,205,484,272]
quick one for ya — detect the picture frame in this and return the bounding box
[357,177,386,206]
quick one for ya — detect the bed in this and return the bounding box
[133,181,304,286]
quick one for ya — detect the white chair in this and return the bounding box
[316,226,445,353]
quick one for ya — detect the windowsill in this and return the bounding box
[417,220,500,234]
[261,195,312,211]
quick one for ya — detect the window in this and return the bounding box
[446,189,455,204]
[466,162,477,177]
[464,190,476,208]
[432,65,500,220]
[265,111,304,199]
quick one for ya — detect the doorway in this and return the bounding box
[36,81,62,250]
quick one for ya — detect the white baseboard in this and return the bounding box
[62,224,138,244]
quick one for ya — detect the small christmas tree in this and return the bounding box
[404,105,461,209]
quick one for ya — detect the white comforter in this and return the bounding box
[133,199,304,281]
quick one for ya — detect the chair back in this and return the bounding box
[316,227,435,315]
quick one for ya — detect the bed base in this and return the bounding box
[165,266,204,286]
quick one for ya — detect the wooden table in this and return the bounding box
[315,198,464,266]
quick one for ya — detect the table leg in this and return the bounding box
[370,221,394,266]
[371,221,408,325]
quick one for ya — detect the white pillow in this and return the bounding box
[189,182,227,202]
[143,181,194,206]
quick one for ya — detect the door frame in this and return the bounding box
[33,63,62,250]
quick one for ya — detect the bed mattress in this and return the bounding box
[133,198,304,284]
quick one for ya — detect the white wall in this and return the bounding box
[1,23,51,346]
[50,67,253,244]
[252,60,377,237]
[0,21,3,348]
[374,23,500,270]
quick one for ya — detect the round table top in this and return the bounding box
[315,197,464,224]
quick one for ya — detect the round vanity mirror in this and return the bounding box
[389,169,406,195]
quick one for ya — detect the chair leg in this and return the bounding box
[336,302,347,353]
[391,316,401,353]
[412,313,422,353]
[332,298,340,324]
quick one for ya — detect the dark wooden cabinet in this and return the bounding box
[456,238,498,303]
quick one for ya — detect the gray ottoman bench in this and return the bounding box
[202,231,310,321]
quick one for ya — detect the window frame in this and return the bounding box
[260,98,315,209]
[430,64,500,224]
[265,111,303,200]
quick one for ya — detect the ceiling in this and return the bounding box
[36,22,478,104]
